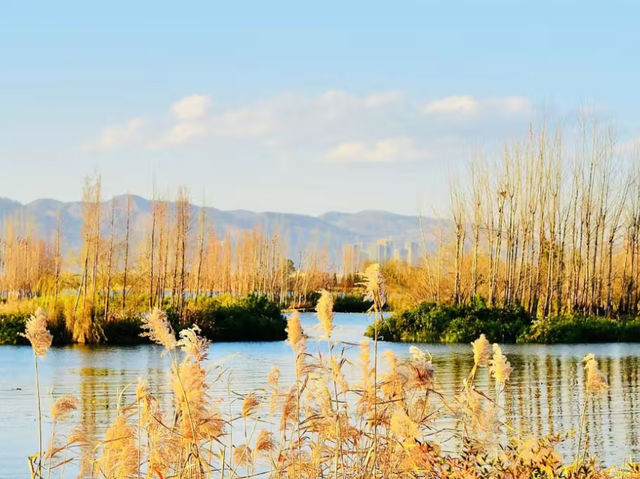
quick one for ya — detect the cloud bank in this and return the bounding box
[89,91,534,164]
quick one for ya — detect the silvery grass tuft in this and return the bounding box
[21,307,52,479]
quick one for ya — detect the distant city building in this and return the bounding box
[406,241,420,265]
[375,237,393,262]
[359,237,420,265]
[342,241,364,276]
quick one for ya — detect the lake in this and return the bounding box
[1,312,640,477]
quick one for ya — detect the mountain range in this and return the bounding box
[0,196,446,263]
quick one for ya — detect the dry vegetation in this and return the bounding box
[3,120,640,345]
[357,122,640,322]
[0,178,335,344]
[20,270,640,478]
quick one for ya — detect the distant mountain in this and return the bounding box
[0,196,448,263]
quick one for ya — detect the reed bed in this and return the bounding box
[20,271,640,478]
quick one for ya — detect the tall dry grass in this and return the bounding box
[24,270,640,478]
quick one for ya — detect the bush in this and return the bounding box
[521,315,640,343]
[366,299,532,343]
[332,294,373,313]
[0,311,72,346]
[0,294,287,346]
[179,294,287,342]
[0,313,30,345]
[101,317,149,345]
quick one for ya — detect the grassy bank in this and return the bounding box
[367,300,640,343]
[0,294,286,346]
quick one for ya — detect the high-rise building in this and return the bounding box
[375,237,393,262]
[342,241,364,276]
[405,241,420,265]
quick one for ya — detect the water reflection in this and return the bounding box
[1,312,639,477]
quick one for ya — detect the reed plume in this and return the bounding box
[408,345,434,389]
[362,263,386,477]
[471,333,491,368]
[177,324,210,361]
[23,307,52,358]
[583,353,608,394]
[51,395,78,423]
[358,340,373,401]
[267,366,281,415]
[576,353,609,464]
[140,307,177,351]
[390,410,419,445]
[363,263,387,307]
[232,444,253,468]
[255,429,274,454]
[287,310,304,354]
[490,343,512,386]
[316,290,334,339]
[23,307,52,479]
[96,414,138,478]
[242,392,260,419]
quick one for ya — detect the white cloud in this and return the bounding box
[317,89,404,110]
[88,90,535,164]
[205,90,407,147]
[484,96,531,115]
[363,90,404,108]
[171,94,212,120]
[325,138,429,164]
[156,121,207,147]
[212,102,277,139]
[92,118,143,150]
[424,95,478,115]
[423,95,531,116]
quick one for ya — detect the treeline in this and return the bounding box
[0,212,60,300]
[0,177,338,343]
[382,121,640,319]
[4,118,640,343]
[456,122,640,317]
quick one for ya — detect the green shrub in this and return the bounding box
[0,313,30,345]
[333,294,373,313]
[0,294,286,346]
[367,299,640,344]
[0,311,72,346]
[366,300,532,343]
[180,294,287,342]
[521,315,640,343]
[102,317,149,345]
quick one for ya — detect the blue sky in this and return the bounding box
[1,1,638,215]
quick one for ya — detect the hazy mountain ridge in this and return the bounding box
[0,196,445,261]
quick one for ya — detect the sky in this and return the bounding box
[1,1,639,216]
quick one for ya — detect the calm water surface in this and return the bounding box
[1,312,640,477]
